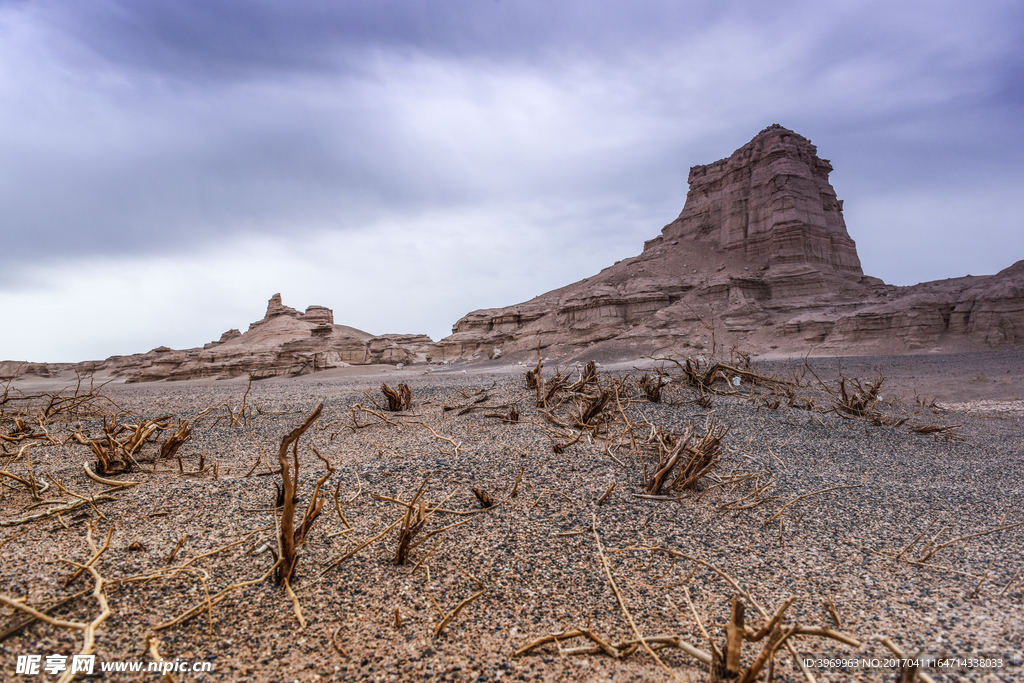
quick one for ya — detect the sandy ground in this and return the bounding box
[1,351,1022,682]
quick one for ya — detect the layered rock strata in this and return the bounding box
[435,125,1024,360]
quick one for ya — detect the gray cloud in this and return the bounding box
[1,0,1022,360]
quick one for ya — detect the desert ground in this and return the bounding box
[1,350,1022,682]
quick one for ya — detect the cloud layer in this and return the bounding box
[2,0,1022,361]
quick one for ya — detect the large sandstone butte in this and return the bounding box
[435,124,1024,361]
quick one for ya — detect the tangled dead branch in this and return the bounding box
[160,420,193,459]
[219,375,255,428]
[640,372,665,403]
[567,361,598,392]
[833,375,883,417]
[0,525,113,683]
[80,414,183,475]
[579,389,611,425]
[472,487,495,508]
[1,373,120,434]
[909,424,963,441]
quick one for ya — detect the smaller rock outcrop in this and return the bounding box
[1,294,437,383]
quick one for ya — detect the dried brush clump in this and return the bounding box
[646,421,728,495]
[832,375,883,417]
[394,481,429,566]
[159,420,193,460]
[85,415,177,475]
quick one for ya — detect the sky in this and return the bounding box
[1,0,1022,362]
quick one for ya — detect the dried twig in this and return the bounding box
[918,522,1024,562]
[764,475,867,526]
[596,483,615,506]
[434,588,485,636]
[593,515,682,681]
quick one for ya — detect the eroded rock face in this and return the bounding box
[661,124,862,277]
[823,262,1024,352]
[435,125,1024,360]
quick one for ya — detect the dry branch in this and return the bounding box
[82,463,139,487]
[580,390,611,425]
[472,487,495,508]
[909,424,964,441]
[645,426,694,495]
[160,420,193,459]
[592,515,683,681]
[274,403,325,584]
[1,494,117,527]
[395,479,430,565]
[596,483,615,506]
[434,588,485,636]
[918,521,1024,562]
[640,372,665,403]
[1,526,113,683]
[646,421,727,495]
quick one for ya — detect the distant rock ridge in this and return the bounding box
[434,125,1023,360]
[251,293,336,329]
[0,295,434,382]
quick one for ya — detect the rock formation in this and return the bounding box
[0,295,434,382]
[663,124,862,278]
[4,124,1022,381]
[435,124,1024,361]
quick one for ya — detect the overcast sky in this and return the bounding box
[1,0,1022,362]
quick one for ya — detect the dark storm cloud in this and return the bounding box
[1,0,1022,360]
[32,0,727,78]
[3,0,1022,260]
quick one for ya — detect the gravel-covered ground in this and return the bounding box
[1,356,1021,682]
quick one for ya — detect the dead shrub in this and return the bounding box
[567,361,598,392]
[159,420,193,459]
[381,383,412,411]
[579,390,611,425]
[88,415,175,475]
[833,375,883,417]
[273,404,330,585]
[640,372,664,403]
[645,421,728,495]
[395,481,429,565]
